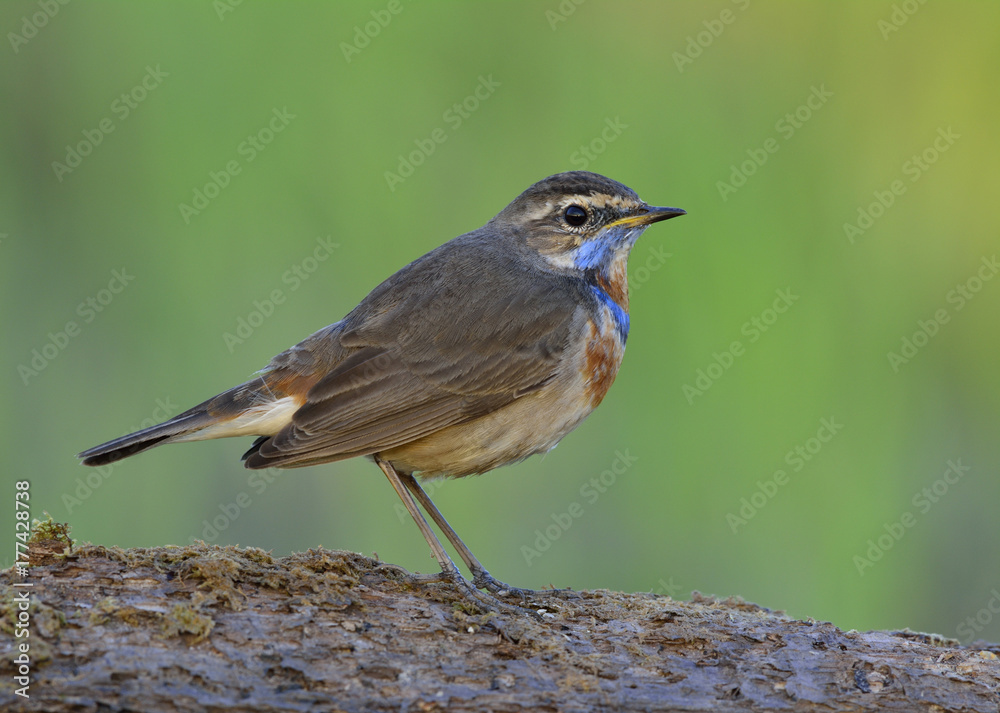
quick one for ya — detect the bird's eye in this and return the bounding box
[564,205,588,226]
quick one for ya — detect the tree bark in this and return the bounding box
[2,536,998,712]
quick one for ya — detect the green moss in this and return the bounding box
[161,600,215,643]
[28,515,73,547]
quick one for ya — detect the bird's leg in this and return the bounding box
[374,456,529,615]
[398,471,563,602]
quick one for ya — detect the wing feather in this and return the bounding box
[244,235,585,469]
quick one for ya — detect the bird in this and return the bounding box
[78,171,685,612]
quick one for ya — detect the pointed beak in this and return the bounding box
[606,205,687,229]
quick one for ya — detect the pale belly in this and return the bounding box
[381,308,626,479]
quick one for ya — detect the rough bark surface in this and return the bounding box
[1,536,998,712]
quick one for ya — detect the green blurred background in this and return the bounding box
[2,1,998,642]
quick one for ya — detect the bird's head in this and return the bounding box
[492,171,685,275]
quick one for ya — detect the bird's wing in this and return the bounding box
[244,240,583,469]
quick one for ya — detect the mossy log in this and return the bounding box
[1,534,999,712]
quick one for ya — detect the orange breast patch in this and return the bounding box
[583,318,625,408]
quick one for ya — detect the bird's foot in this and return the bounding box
[376,563,539,618]
[448,569,539,618]
[374,563,449,584]
[471,569,575,604]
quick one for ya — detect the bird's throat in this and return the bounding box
[589,255,629,313]
[586,252,631,342]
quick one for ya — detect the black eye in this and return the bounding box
[564,205,587,226]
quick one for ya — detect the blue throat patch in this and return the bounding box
[573,238,611,272]
[590,283,630,343]
[574,228,638,344]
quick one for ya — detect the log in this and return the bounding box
[2,525,998,712]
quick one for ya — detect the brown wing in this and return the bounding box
[243,236,584,469]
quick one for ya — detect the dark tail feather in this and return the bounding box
[241,435,269,463]
[77,410,214,467]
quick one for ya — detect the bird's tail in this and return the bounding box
[77,404,218,467]
[77,378,300,467]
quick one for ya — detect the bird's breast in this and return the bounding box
[580,301,627,409]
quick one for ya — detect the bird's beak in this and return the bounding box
[607,205,686,229]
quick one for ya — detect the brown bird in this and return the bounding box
[78,171,685,611]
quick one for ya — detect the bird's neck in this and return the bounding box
[582,250,631,343]
[584,250,630,314]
